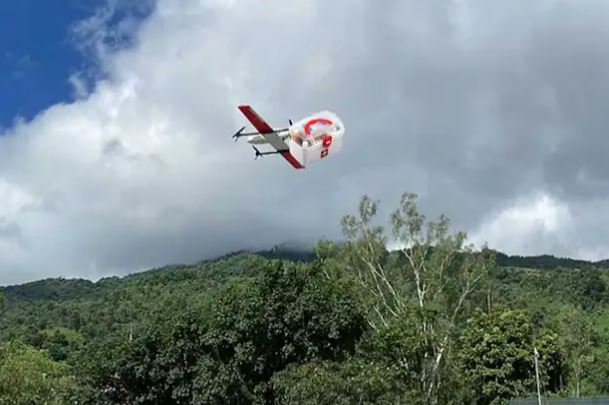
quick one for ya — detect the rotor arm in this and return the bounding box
[252,146,284,159]
[232,127,289,141]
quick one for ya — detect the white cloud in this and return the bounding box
[469,192,574,255]
[3,0,609,284]
[470,192,609,262]
[68,73,90,99]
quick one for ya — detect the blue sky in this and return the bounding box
[0,0,151,128]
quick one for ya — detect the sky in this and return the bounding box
[0,0,88,126]
[0,0,153,126]
[1,0,609,285]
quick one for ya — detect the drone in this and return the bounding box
[232,105,345,170]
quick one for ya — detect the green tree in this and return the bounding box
[457,307,564,404]
[32,326,85,362]
[197,261,367,403]
[340,192,495,403]
[101,260,367,404]
[553,305,596,397]
[0,340,77,404]
[271,311,471,405]
[271,358,424,405]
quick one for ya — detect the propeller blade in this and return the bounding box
[232,126,246,141]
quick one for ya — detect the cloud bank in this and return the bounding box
[2,0,609,284]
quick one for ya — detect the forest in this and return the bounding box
[1,191,609,404]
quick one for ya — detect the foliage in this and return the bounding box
[196,261,367,403]
[271,359,424,405]
[94,260,367,404]
[457,307,564,404]
[340,192,494,404]
[0,340,77,404]
[551,305,597,397]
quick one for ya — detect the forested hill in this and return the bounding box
[3,194,609,404]
[0,246,315,302]
[0,246,603,301]
[494,251,608,270]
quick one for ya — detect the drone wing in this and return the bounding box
[238,105,304,169]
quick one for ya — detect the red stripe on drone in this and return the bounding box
[238,105,274,133]
[304,118,333,135]
[280,151,305,169]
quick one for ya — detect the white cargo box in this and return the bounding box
[288,111,345,167]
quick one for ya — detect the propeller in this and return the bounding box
[252,146,262,159]
[232,126,246,141]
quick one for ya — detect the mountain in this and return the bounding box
[2,245,608,303]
